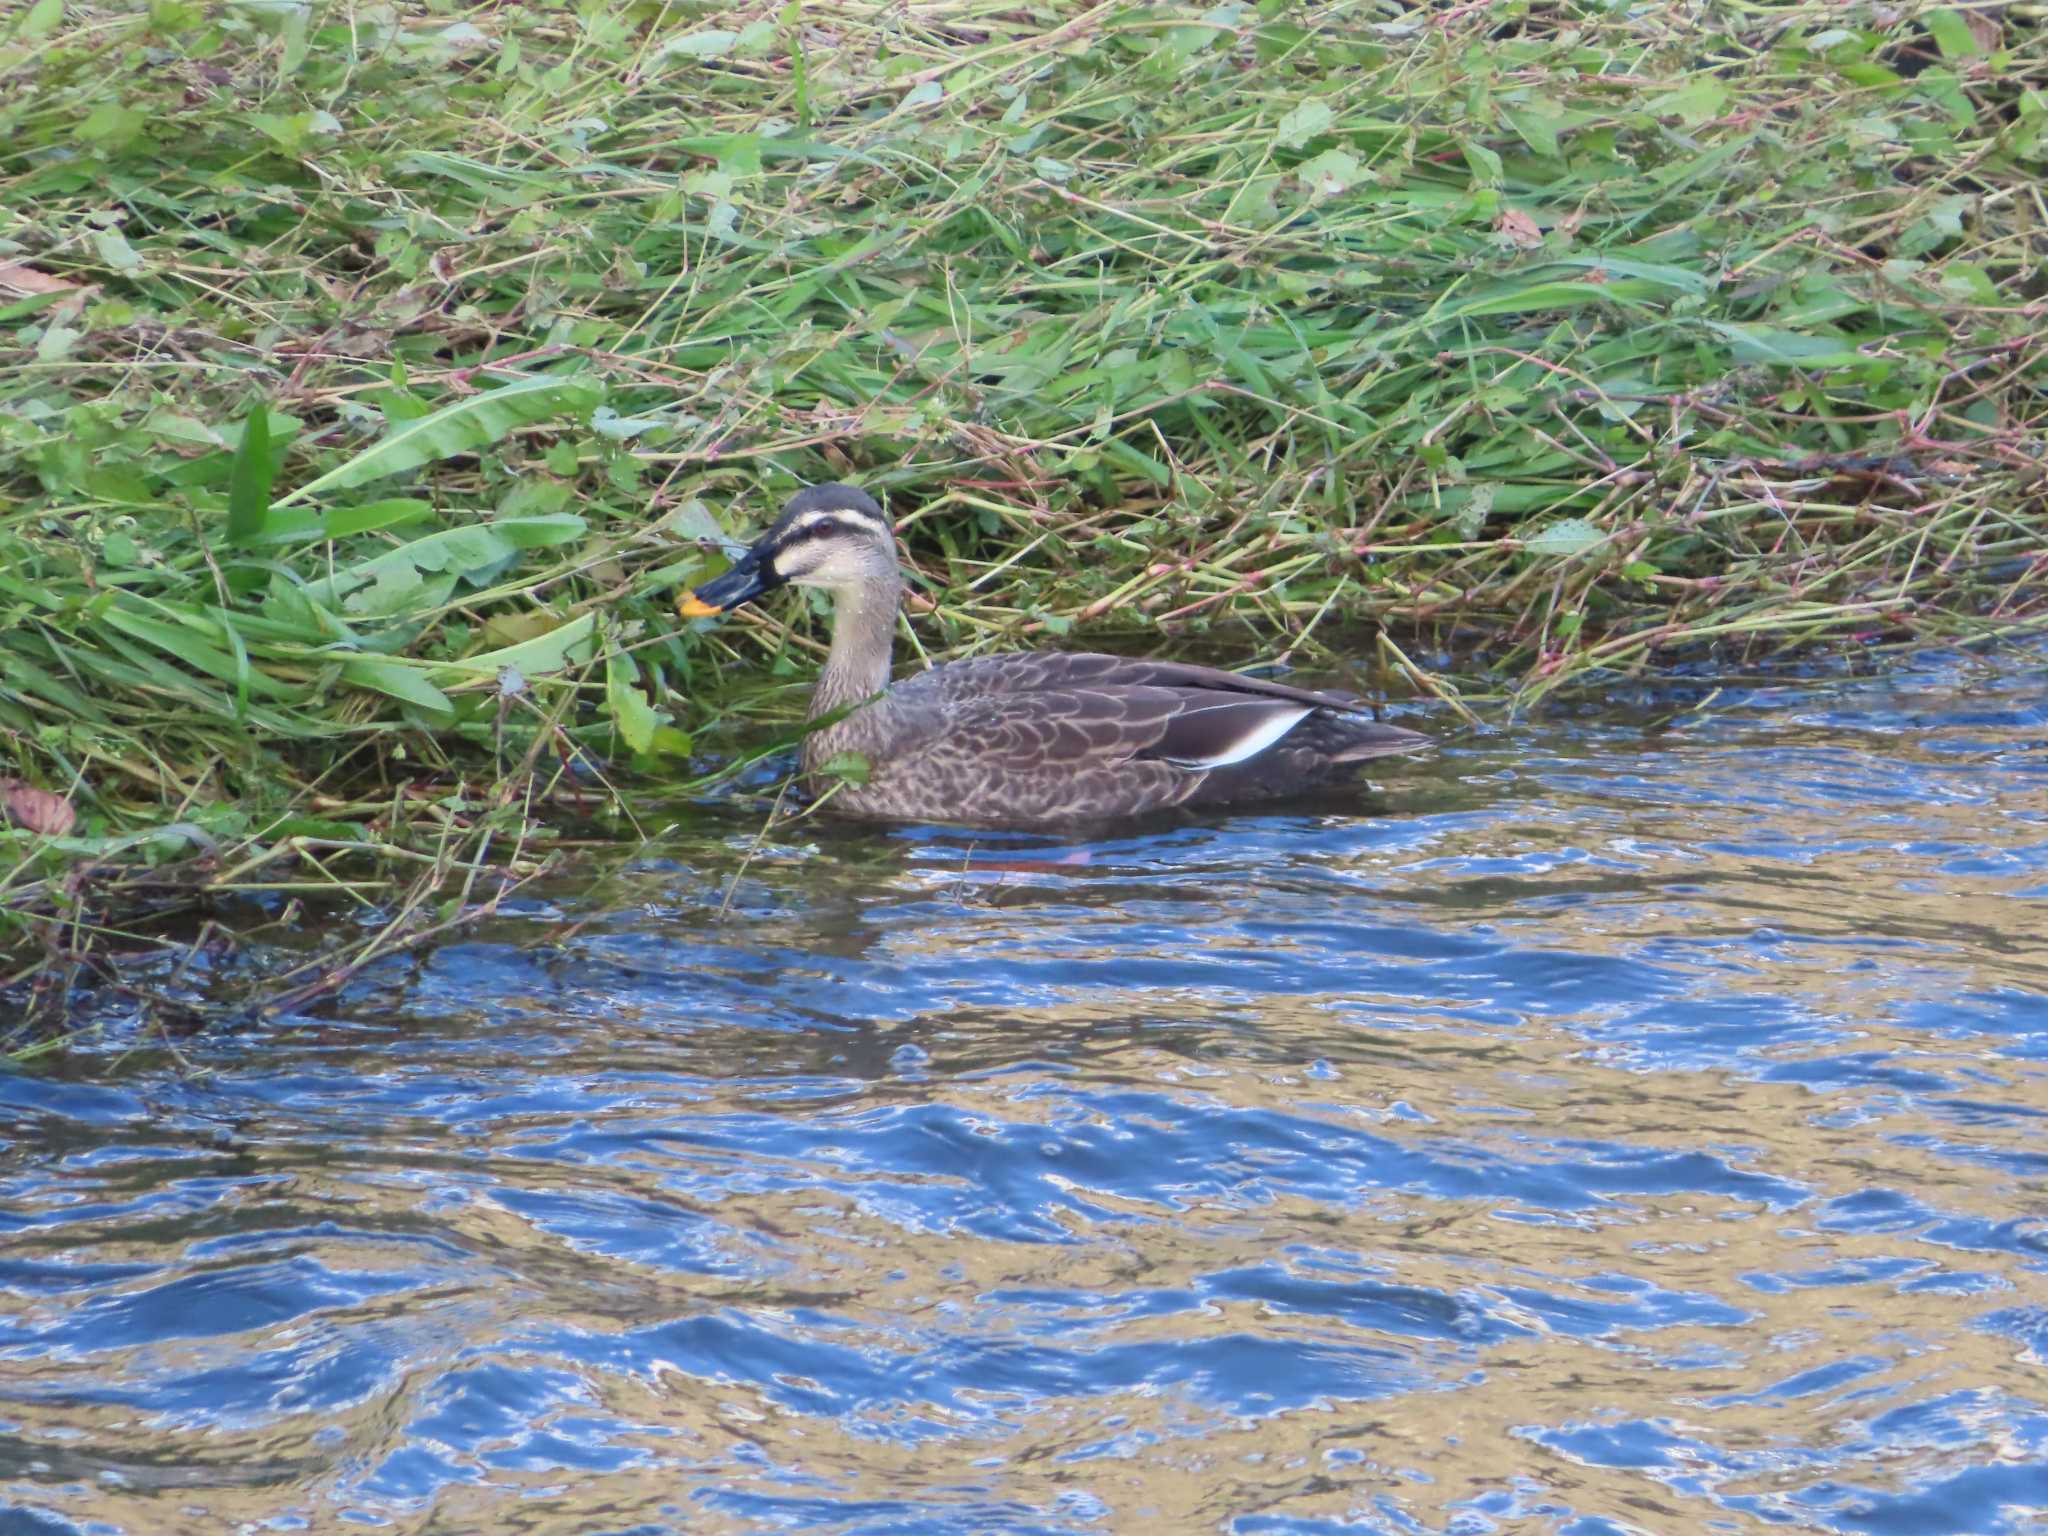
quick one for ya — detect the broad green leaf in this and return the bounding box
[146,411,223,448]
[1452,281,1646,317]
[342,657,454,716]
[1915,68,1977,130]
[662,28,738,59]
[277,375,603,505]
[226,406,273,544]
[1505,104,1560,158]
[1650,78,1728,127]
[325,499,437,538]
[1297,148,1360,198]
[1837,62,1905,91]
[431,611,597,680]
[234,499,435,548]
[1276,99,1333,149]
[1462,141,1503,186]
[92,228,142,272]
[300,515,586,612]
[1536,256,1708,295]
[21,0,63,39]
[1451,482,1497,541]
[607,649,660,753]
[76,102,145,148]
[35,324,79,361]
[1522,518,1604,557]
[1923,8,1980,59]
[1706,322,1866,368]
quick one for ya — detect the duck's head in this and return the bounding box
[678,484,896,617]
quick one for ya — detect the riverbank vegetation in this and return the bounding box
[4,1,2045,1035]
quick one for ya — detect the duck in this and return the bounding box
[677,484,1428,828]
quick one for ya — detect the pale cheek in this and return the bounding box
[811,557,861,585]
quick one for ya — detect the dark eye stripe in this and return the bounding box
[780,512,888,546]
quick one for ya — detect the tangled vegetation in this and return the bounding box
[2,1,2045,1031]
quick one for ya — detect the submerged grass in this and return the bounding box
[3,1,2046,1034]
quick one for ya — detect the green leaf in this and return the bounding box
[1451,482,1497,541]
[1461,141,1503,186]
[1537,256,1709,296]
[35,324,80,362]
[818,750,871,786]
[1650,78,1729,127]
[1523,518,1604,556]
[76,102,145,148]
[1296,147,1361,198]
[662,28,738,59]
[249,112,310,153]
[1706,322,1866,368]
[341,657,454,716]
[1505,104,1561,158]
[20,0,63,39]
[232,498,436,548]
[1452,280,1648,317]
[276,374,603,506]
[606,649,660,753]
[1923,8,1980,60]
[324,498,436,538]
[431,611,598,680]
[1838,62,1906,92]
[226,406,273,545]
[1275,99,1333,149]
[300,515,586,613]
[91,228,142,272]
[100,608,297,698]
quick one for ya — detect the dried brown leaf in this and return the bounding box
[0,262,90,297]
[1,780,78,838]
[1495,208,1543,250]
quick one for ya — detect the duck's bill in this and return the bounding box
[678,553,772,618]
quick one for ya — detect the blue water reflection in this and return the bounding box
[3,647,2045,1534]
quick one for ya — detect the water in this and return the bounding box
[3,646,2045,1536]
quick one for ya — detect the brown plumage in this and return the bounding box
[680,485,1428,828]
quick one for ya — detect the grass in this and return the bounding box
[3,0,2046,1038]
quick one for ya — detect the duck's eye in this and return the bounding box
[778,516,841,550]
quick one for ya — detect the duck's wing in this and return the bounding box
[852,668,1425,824]
[903,650,1372,712]
[897,684,1340,776]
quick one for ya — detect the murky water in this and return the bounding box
[4,646,2046,1535]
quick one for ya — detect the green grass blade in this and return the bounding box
[276,376,603,507]
[225,405,274,545]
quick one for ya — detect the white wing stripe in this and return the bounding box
[1160,705,1314,770]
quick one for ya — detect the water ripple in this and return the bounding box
[3,647,2045,1534]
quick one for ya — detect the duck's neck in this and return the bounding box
[811,574,900,721]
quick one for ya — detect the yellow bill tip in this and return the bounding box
[676,593,723,619]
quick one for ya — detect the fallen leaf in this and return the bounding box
[1,780,78,837]
[0,262,93,297]
[1495,208,1543,249]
